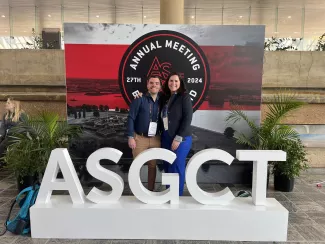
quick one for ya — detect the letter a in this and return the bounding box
[36,148,86,205]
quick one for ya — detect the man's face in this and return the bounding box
[147,77,161,94]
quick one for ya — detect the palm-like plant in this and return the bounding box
[3,111,82,181]
[225,92,305,150]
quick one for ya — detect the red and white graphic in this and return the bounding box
[147,57,172,80]
[64,23,265,160]
[118,30,210,111]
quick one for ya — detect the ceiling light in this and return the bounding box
[23,30,27,32]
[143,15,146,18]
[4,30,7,32]
[191,16,194,19]
[1,15,5,18]
[239,16,243,18]
[294,32,299,34]
[287,16,291,19]
[96,15,99,18]
[274,31,279,34]
[48,14,51,17]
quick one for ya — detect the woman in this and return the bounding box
[0,98,23,165]
[160,72,193,196]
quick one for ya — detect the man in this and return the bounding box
[127,76,162,191]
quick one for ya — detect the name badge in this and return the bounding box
[163,117,168,130]
[148,122,157,136]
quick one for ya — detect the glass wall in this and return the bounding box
[0,0,324,50]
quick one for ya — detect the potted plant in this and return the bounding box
[225,92,307,191]
[272,138,308,192]
[2,111,82,191]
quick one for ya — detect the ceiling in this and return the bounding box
[0,0,324,38]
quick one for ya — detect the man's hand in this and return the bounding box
[128,138,136,149]
[134,92,143,99]
[171,140,180,151]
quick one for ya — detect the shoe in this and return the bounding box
[236,190,251,197]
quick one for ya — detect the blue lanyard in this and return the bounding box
[149,102,159,122]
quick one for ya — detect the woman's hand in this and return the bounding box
[171,140,180,151]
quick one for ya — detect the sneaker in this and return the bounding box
[236,190,252,197]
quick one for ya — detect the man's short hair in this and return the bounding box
[147,75,162,86]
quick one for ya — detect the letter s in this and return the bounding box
[86,148,124,203]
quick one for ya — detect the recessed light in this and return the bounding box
[4,30,7,32]
[96,15,99,18]
[48,14,51,17]
[274,31,279,34]
[239,16,243,18]
[143,15,146,18]
[191,16,194,19]
[288,16,292,19]
[1,15,5,18]
[294,32,299,34]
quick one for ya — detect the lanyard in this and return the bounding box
[149,102,159,122]
[162,94,174,118]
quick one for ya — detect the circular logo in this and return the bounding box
[118,30,210,112]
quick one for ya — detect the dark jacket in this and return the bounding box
[0,112,25,139]
[160,93,193,139]
[0,114,19,138]
[127,93,160,137]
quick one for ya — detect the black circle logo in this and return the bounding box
[118,30,210,112]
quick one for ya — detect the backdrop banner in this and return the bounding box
[64,23,265,181]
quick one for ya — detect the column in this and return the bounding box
[160,0,184,24]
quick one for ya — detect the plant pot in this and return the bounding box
[274,173,294,192]
[17,174,39,192]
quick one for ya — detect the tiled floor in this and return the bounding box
[1,168,325,244]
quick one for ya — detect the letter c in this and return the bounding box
[186,149,235,204]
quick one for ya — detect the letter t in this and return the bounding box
[236,150,286,206]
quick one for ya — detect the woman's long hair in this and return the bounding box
[162,72,187,97]
[5,98,22,122]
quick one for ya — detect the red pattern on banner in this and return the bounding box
[65,44,262,111]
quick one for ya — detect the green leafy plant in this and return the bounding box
[2,111,82,181]
[264,37,301,51]
[225,91,308,177]
[272,138,309,178]
[315,33,325,51]
[24,28,58,49]
[226,92,305,150]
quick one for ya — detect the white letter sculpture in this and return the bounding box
[36,148,86,204]
[86,148,124,203]
[236,150,286,206]
[186,149,235,205]
[128,148,179,204]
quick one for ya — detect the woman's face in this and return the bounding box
[5,99,15,112]
[168,75,181,93]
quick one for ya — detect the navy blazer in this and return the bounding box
[127,93,160,137]
[160,93,193,140]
